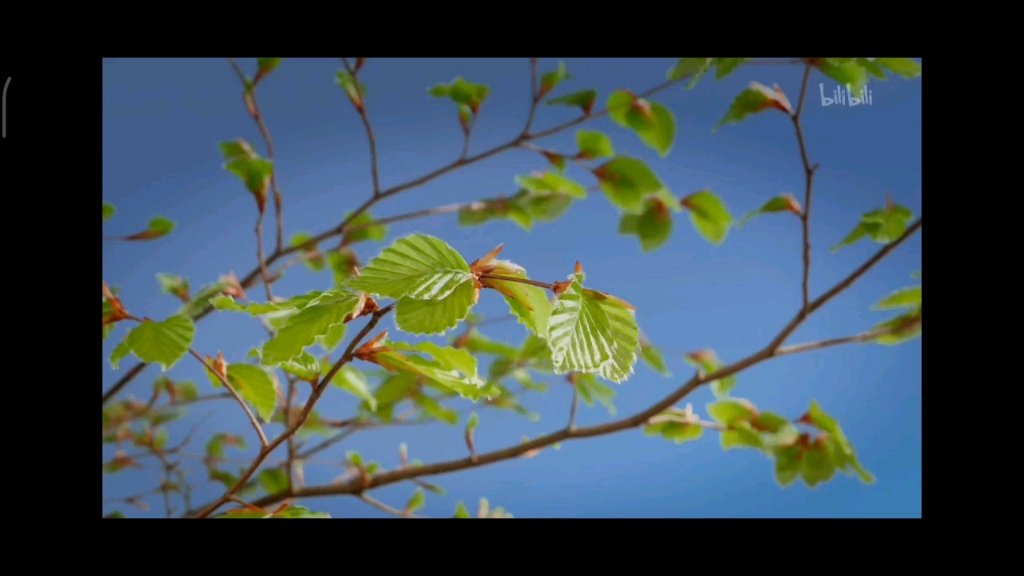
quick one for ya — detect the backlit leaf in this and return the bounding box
[682,190,733,246]
[348,234,473,301]
[110,315,195,371]
[594,156,666,214]
[546,89,597,115]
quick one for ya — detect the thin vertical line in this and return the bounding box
[2,77,9,138]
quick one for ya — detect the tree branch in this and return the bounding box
[247,218,921,508]
[360,493,422,518]
[342,58,382,196]
[791,63,819,312]
[188,349,269,448]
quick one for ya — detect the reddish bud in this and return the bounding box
[552,280,572,297]
[574,261,583,275]
[885,191,895,211]
[244,91,258,118]
[796,413,813,425]
[211,351,228,382]
[219,272,247,300]
[783,193,802,216]
[453,332,471,349]
[355,58,366,72]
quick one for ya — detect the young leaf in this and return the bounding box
[405,488,426,513]
[714,58,748,80]
[332,365,378,412]
[814,59,869,93]
[125,216,176,241]
[515,171,587,199]
[365,339,495,400]
[667,58,713,89]
[645,408,704,444]
[574,373,617,415]
[539,61,571,98]
[872,306,921,345]
[454,501,471,518]
[802,400,875,484]
[340,210,388,247]
[454,331,519,358]
[336,71,367,109]
[103,201,116,221]
[429,76,489,113]
[479,271,552,340]
[261,291,361,366]
[109,315,195,371]
[639,337,670,376]
[606,90,677,157]
[279,352,320,382]
[548,274,639,383]
[258,469,289,494]
[830,200,913,252]
[871,286,921,311]
[349,234,474,301]
[256,58,283,76]
[395,279,475,335]
[619,198,673,252]
[682,190,733,246]
[593,157,666,214]
[576,130,615,159]
[466,411,480,431]
[156,273,190,302]
[738,193,801,227]
[546,89,597,115]
[226,364,277,422]
[876,58,921,79]
[714,82,792,131]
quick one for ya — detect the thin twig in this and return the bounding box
[342,58,382,196]
[188,349,269,448]
[567,379,579,431]
[246,219,921,508]
[521,58,540,136]
[478,273,556,291]
[360,493,421,518]
[255,219,274,301]
[791,63,819,312]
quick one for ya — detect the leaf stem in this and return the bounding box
[478,273,556,291]
[188,348,269,449]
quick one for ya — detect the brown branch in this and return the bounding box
[791,63,819,312]
[190,303,396,518]
[187,349,269,448]
[229,58,284,253]
[102,362,148,405]
[776,324,912,357]
[247,218,921,508]
[342,58,382,196]
[521,58,540,136]
[478,273,556,291]
[284,375,298,492]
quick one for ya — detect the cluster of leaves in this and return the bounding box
[646,398,874,489]
[870,273,921,345]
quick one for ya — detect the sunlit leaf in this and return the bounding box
[682,190,733,246]
[349,234,474,301]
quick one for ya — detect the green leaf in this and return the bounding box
[279,351,321,382]
[271,506,330,518]
[515,171,587,199]
[414,392,459,425]
[395,280,475,336]
[738,194,800,227]
[831,202,913,252]
[261,291,361,366]
[258,469,289,494]
[405,488,426,513]
[429,76,489,111]
[109,315,195,371]
[329,249,359,288]
[645,419,704,444]
[548,274,639,383]
[667,58,713,88]
[714,58,748,80]
[815,59,869,92]
[871,286,921,311]
[540,61,571,96]
[333,365,377,411]
[804,400,875,484]
[336,71,366,105]
[714,82,792,131]
[875,58,921,79]
[682,190,733,246]
[349,234,473,301]
[546,89,597,115]
[341,210,388,246]
[707,399,756,427]
[575,373,617,415]
[206,433,246,459]
[773,445,802,486]
[466,411,480,431]
[374,340,495,400]
[576,130,614,159]
[639,338,670,376]
[594,156,666,214]
[226,364,277,422]
[856,58,888,80]
[606,90,676,157]
[103,201,116,221]
[524,192,572,223]
[454,501,471,518]
[257,58,283,75]
[482,273,552,339]
[456,331,518,358]
[156,273,189,299]
[872,306,922,345]
[126,216,176,241]
[619,198,673,252]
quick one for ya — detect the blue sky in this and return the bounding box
[102,58,921,518]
